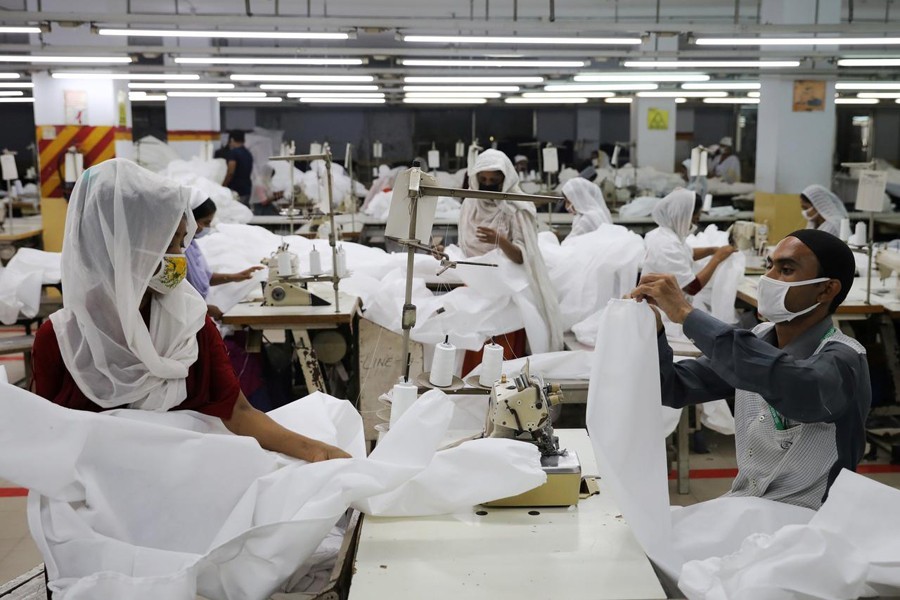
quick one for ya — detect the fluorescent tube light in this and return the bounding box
[98,28,348,40]
[403,85,520,92]
[835,98,879,104]
[681,82,760,90]
[625,60,799,68]
[231,74,374,82]
[299,97,386,104]
[0,97,33,103]
[403,97,487,104]
[400,59,585,68]
[697,37,900,46]
[637,91,728,97]
[505,97,588,104]
[604,97,633,103]
[544,83,659,91]
[0,55,131,63]
[522,91,613,98]
[404,76,543,84]
[405,92,501,98]
[402,35,641,45]
[836,82,900,90]
[288,92,385,98]
[52,72,199,80]
[574,72,710,82]
[702,97,761,104]
[128,82,234,90]
[0,26,41,34]
[260,84,379,91]
[175,57,362,66]
[167,91,267,98]
[0,82,32,88]
[837,58,900,67]
[218,96,283,102]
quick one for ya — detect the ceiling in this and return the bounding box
[0,0,898,106]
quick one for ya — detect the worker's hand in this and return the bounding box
[476,226,503,245]
[713,245,736,262]
[630,273,694,324]
[306,442,352,462]
[207,305,224,320]
[233,265,265,281]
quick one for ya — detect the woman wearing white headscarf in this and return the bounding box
[643,188,734,297]
[561,177,612,239]
[31,159,348,462]
[458,149,564,354]
[801,184,848,237]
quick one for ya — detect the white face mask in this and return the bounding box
[802,207,816,221]
[147,254,188,295]
[757,275,829,323]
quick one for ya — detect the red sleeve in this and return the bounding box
[31,320,64,400]
[191,318,241,420]
[684,277,703,296]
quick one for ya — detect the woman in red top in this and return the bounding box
[32,158,348,463]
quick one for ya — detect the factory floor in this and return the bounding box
[2,345,900,584]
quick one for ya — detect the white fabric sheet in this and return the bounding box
[0,248,60,325]
[0,384,544,599]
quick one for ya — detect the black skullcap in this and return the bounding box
[787,229,855,312]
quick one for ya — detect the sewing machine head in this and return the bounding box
[484,361,564,458]
[260,243,330,307]
[729,220,768,255]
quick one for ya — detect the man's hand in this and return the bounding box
[305,442,352,462]
[207,305,224,320]
[476,226,502,246]
[630,273,694,324]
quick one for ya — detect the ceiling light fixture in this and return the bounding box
[231,74,374,82]
[836,82,900,90]
[837,58,900,67]
[0,55,131,63]
[405,91,501,98]
[98,28,348,40]
[400,58,585,68]
[260,84,379,91]
[625,60,799,68]
[604,97,633,103]
[218,96,284,102]
[835,98,879,104]
[0,26,41,34]
[522,91,613,98]
[128,82,235,90]
[404,76,543,84]
[697,37,900,46]
[402,35,642,45]
[680,82,760,89]
[574,72,709,82]
[299,97,386,104]
[637,91,728,97]
[544,83,659,91]
[167,91,267,98]
[0,82,31,88]
[702,97,762,104]
[287,92,385,98]
[402,97,487,104]
[175,57,362,66]
[52,72,199,80]
[857,92,900,98]
[0,97,33,103]
[403,85,521,92]
[505,97,588,104]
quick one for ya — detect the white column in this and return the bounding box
[755,0,840,193]
[630,97,677,172]
[165,97,221,161]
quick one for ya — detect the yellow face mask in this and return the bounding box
[148,254,188,294]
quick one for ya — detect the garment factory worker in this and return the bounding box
[561,177,612,239]
[31,159,349,463]
[186,195,263,320]
[801,184,848,238]
[643,188,735,297]
[459,149,564,354]
[713,137,741,184]
[632,229,869,509]
[223,130,254,205]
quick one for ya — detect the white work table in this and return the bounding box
[349,429,667,600]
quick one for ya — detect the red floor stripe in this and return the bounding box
[857,464,900,474]
[668,464,900,480]
[0,356,23,361]
[0,488,28,497]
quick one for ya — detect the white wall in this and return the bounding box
[630,98,677,172]
[32,72,130,127]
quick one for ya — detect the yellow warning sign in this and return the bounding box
[647,108,669,130]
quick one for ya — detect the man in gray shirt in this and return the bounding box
[632,229,870,510]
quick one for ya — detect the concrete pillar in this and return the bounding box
[755,0,840,194]
[630,97,677,172]
[32,72,132,199]
[165,97,222,161]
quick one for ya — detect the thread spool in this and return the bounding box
[429,336,456,387]
[839,218,851,242]
[389,382,418,428]
[689,148,701,178]
[699,150,708,177]
[479,342,504,387]
[277,251,292,277]
[852,221,868,246]
[335,246,347,277]
[309,247,322,275]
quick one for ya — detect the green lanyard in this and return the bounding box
[767,326,836,431]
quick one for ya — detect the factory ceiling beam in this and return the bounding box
[2,11,900,34]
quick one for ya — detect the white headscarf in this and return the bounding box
[50,159,208,411]
[562,177,612,238]
[460,149,563,352]
[802,184,848,236]
[651,188,697,241]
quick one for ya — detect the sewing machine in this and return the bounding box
[483,362,581,507]
[729,220,769,255]
[261,243,332,307]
